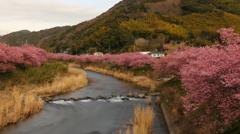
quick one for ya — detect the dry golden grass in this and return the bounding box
[85,66,159,90]
[132,76,157,89]
[132,105,155,134]
[30,68,88,97]
[113,72,132,82]
[126,127,131,134]
[85,66,134,82]
[118,106,155,134]
[68,63,81,68]
[145,95,152,105]
[85,66,114,75]
[0,68,88,129]
[155,96,161,106]
[0,88,43,129]
[150,83,156,93]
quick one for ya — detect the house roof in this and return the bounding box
[94,52,103,54]
[148,51,165,54]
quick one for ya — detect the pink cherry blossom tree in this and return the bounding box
[0,43,48,72]
[153,28,240,132]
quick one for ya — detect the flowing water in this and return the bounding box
[0,68,169,134]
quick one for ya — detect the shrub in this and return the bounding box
[25,63,68,84]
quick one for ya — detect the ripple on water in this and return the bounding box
[51,100,74,105]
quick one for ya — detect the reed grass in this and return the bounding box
[0,88,44,129]
[122,105,155,134]
[146,95,152,105]
[126,127,131,134]
[133,105,155,134]
[85,66,158,89]
[68,63,81,68]
[0,68,88,129]
[155,96,161,106]
[30,68,88,97]
[118,105,155,134]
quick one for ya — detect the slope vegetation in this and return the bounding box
[1,0,240,53]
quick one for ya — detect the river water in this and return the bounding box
[0,68,169,134]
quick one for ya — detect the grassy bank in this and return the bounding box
[84,66,159,91]
[0,89,43,128]
[0,63,88,129]
[29,68,88,97]
[69,63,161,92]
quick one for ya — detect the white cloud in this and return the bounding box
[0,0,103,35]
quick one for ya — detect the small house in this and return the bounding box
[93,52,103,56]
[147,51,165,58]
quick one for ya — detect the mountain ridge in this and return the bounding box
[1,0,240,54]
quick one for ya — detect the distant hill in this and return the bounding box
[1,0,240,54]
[14,30,31,35]
[0,27,70,47]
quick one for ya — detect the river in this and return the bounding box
[0,68,169,134]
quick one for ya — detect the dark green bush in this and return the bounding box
[223,117,240,134]
[0,81,5,91]
[130,66,154,75]
[25,63,68,84]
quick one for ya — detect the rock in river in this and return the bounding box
[121,98,129,100]
[138,94,145,98]
[71,97,79,101]
[43,97,53,102]
[127,92,133,97]
[134,93,139,98]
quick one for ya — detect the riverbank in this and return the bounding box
[28,68,88,97]
[0,66,88,129]
[69,63,161,90]
[69,62,179,134]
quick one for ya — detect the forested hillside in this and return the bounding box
[1,0,240,54]
[0,27,70,48]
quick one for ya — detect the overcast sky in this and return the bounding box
[0,0,122,35]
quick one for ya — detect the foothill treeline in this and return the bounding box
[0,28,239,133]
[1,0,240,54]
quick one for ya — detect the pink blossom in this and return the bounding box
[0,43,47,72]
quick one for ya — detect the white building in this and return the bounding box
[93,52,103,56]
[147,51,165,58]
